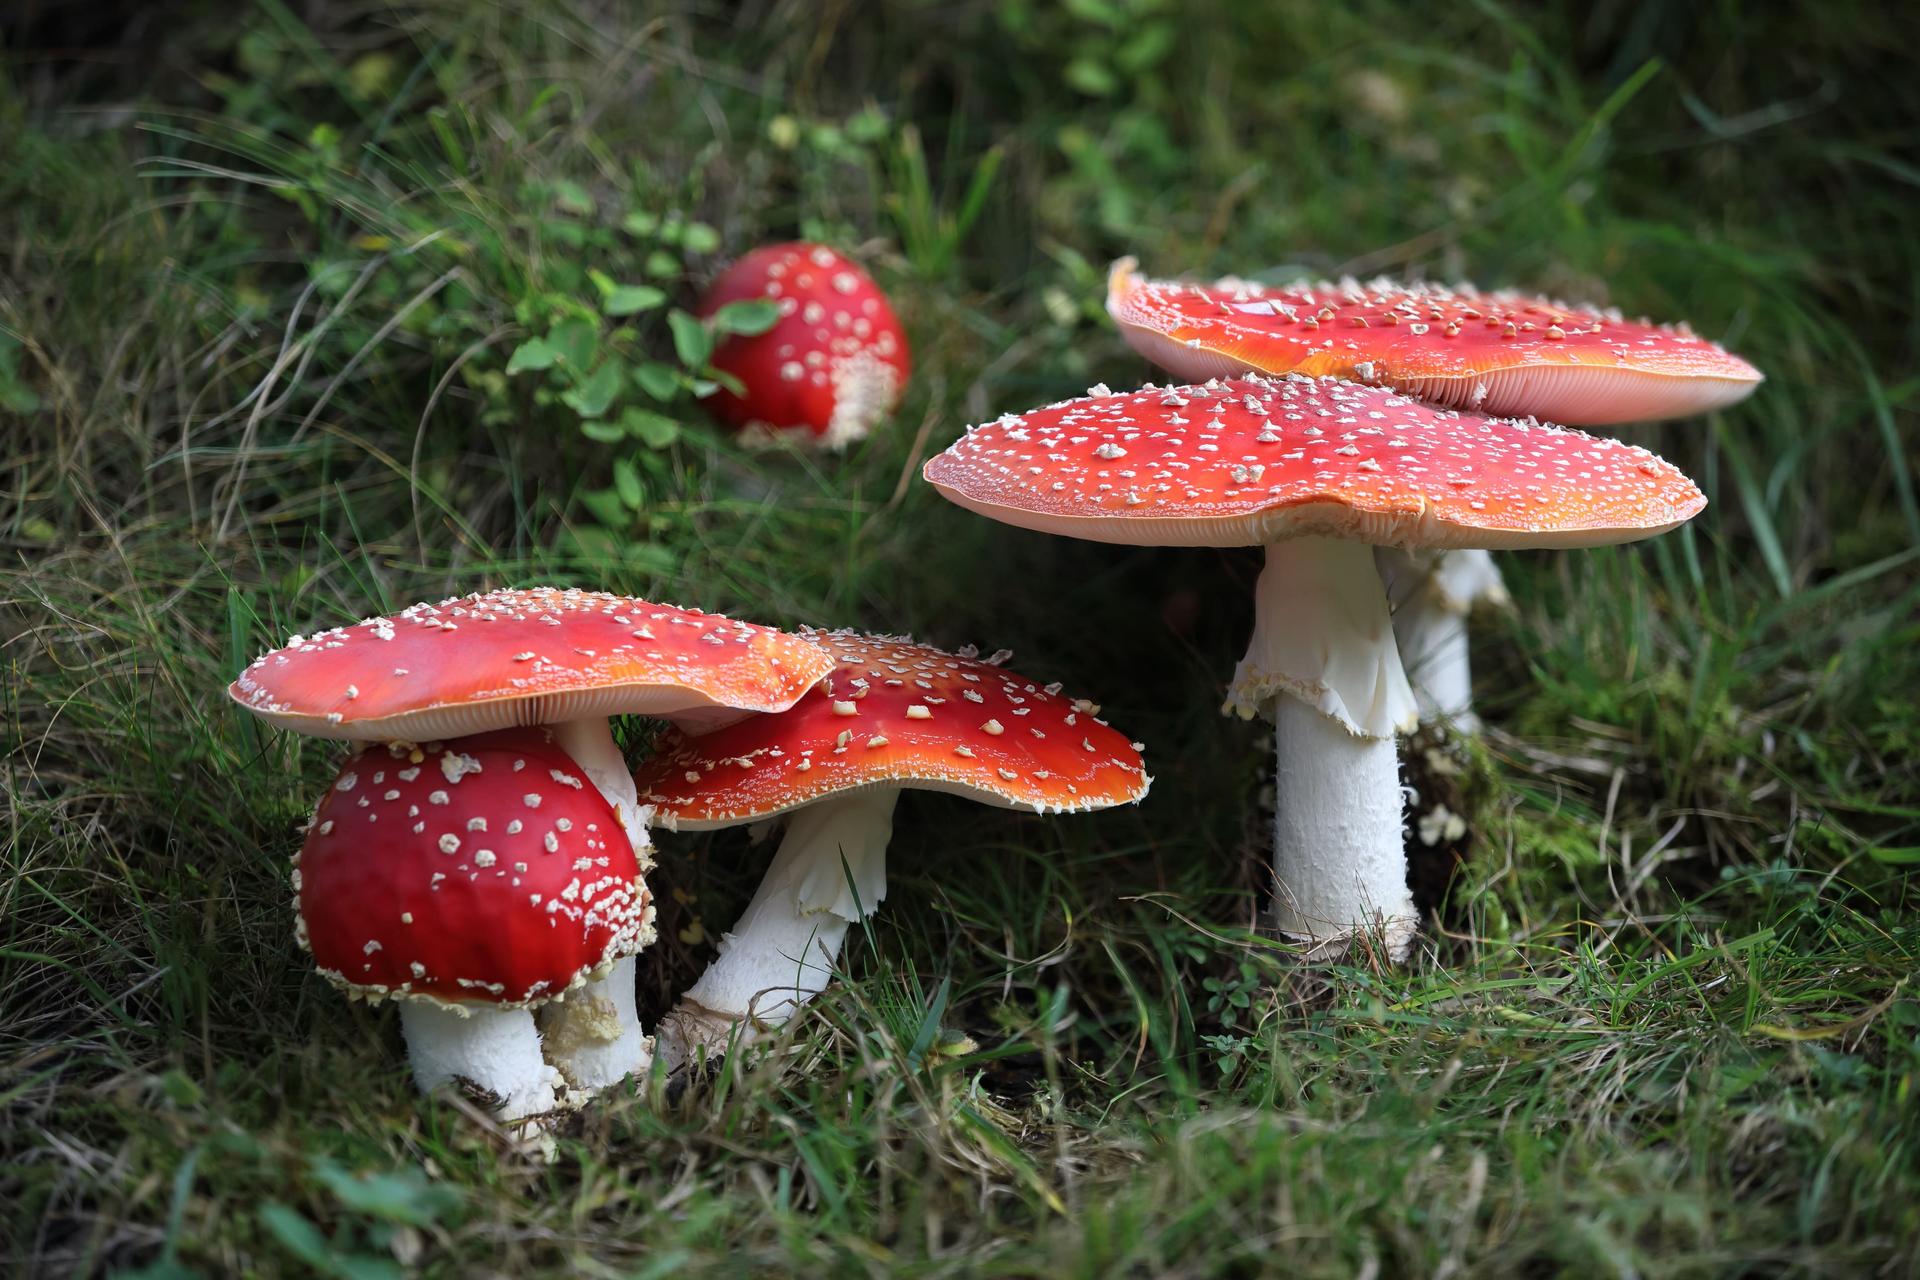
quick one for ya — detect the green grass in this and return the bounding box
[4,1,1918,1274]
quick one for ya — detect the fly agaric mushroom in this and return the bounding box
[297,729,648,1127]
[1108,257,1760,730]
[634,629,1149,1067]
[924,374,1704,958]
[231,587,833,1095]
[698,243,910,448]
[1106,257,1762,424]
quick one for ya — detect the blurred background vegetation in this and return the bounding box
[3,1,1917,1275]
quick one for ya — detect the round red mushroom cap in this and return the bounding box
[634,629,1151,828]
[229,587,835,742]
[698,243,910,448]
[295,729,652,1007]
[1108,258,1762,425]
[923,374,1706,551]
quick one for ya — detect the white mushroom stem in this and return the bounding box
[535,955,651,1094]
[658,787,898,1069]
[549,716,651,854]
[539,717,655,1091]
[1226,537,1419,960]
[1375,548,1509,732]
[397,999,561,1125]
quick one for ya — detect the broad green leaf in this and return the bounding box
[646,249,681,278]
[621,210,660,237]
[578,487,628,525]
[579,419,626,444]
[712,298,780,336]
[612,457,645,508]
[562,358,626,418]
[1064,57,1119,96]
[504,337,556,374]
[633,361,679,401]
[667,310,711,367]
[552,179,595,216]
[681,222,721,253]
[258,1205,334,1270]
[311,1161,462,1227]
[548,318,599,369]
[622,407,680,448]
[604,284,668,317]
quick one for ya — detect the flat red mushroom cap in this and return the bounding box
[923,374,1706,551]
[1108,258,1762,425]
[634,629,1150,828]
[229,587,835,741]
[296,729,651,1006]
[698,243,910,448]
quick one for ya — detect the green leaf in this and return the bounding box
[258,1204,334,1270]
[551,179,595,216]
[604,284,668,317]
[1114,23,1176,73]
[587,267,616,298]
[548,318,599,369]
[633,361,679,401]
[1064,57,1119,96]
[621,210,660,237]
[579,419,626,444]
[612,457,645,508]
[645,249,681,278]
[562,358,626,418]
[621,407,680,448]
[681,222,721,254]
[667,310,712,367]
[311,1161,462,1227]
[504,337,557,374]
[113,1262,201,1280]
[577,487,629,526]
[1868,846,1920,865]
[0,334,41,412]
[712,298,780,336]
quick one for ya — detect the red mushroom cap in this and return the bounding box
[697,243,910,448]
[923,374,1706,551]
[1108,258,1762,425]
[229,587,835,742]
[634,629,1150,828]
[295,729,651,1006]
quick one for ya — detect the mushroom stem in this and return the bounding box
[549,717,649,852]
[1269,698,1415,959]
[539,718,655,1093]
[536,955,653,1096]
[1228,538,1418,959]
[658,787,898,1069]
[397,999,561,1124]
[1376,548,1508,731]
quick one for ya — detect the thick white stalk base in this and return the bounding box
[398,999,561,1123]
[1376,548,1507,731]
[536,955,653,1094]
[657,788,898,1071]
[1270,697,1416,961]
